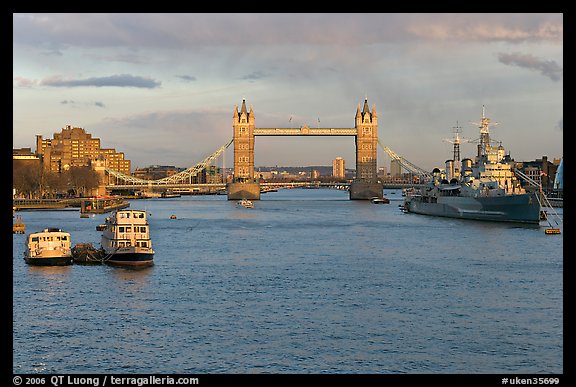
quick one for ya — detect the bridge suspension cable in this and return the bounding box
[106,139,233,185]
[377,138,432,180]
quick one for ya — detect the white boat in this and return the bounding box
[24,228,73,266]
[100,209,154,267]
[237,199,254,208]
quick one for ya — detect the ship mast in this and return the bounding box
[443,121,467,177]
[450,121,462,163]
[469,105,499,160]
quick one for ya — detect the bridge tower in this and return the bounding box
[227,98,261,200]
[349,99,383,199]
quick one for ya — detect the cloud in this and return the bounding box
[13,13,563,50]
[241,71,268,81]
[60,100,106,108]
[13,76,37,87]
[497,52,563,81]
[175,75,197,82]
[41,74,161,88]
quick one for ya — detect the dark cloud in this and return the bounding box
[242,71,268,81]
[497,52,563,81]
[175,75,197,82]
[41,74,161,88]
[60,100,106,108]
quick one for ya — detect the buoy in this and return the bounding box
[13,215,26,234]
[170,215,177,219]
[545,228,561,235]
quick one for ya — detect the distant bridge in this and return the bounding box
[104,140,428,191]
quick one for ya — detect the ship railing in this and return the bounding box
[514,168,562,227]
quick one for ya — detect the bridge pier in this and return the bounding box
[349,181,383,200]
[227,182,261,200]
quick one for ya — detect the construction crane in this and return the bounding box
[377,138,433,180]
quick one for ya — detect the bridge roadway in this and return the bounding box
[106,182,424,191]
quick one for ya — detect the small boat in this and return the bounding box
[237,199,254,208]
[96,224,107,231]
[100,209,155,267]
[160,190,181,198]
[370,197,390,204]
[72,243,105,264]
[24,228,73,266]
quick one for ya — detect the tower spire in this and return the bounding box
[240,98,248,115]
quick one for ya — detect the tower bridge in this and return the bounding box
[104,98,429,197]
[228,98,381,200]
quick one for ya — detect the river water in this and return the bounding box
[12,188,563,374]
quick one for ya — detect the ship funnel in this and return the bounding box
[461,158,473,183]
[461,158,472,173]
[445,160,454,181]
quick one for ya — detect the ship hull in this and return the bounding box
[24,255,73,266]
[405,192,540,224]
[105,252,154,267]
[103,246,154,267]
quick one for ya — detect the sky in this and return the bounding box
[13,13,563,172]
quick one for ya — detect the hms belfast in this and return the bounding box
[403,107,541,224]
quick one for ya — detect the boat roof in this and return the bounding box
[438,185,462,191]
[29,229,70,237]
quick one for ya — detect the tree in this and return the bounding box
[13,161,41,198]
[68,166,101,197]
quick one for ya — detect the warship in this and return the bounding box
[403,107,540,224]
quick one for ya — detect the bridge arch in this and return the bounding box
[227,98,383,200]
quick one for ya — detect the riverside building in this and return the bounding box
[35,125,130,175]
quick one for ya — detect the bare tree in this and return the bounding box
[68,166,101,197]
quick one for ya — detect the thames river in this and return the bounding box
[12,188,563,374]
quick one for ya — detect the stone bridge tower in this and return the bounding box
[228,98,260,200]
[349,99,382,199]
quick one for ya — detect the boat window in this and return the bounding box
[62,236,68,240]
[31,237,39,242]
[125,227,132,232]
[119,226,125,232]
